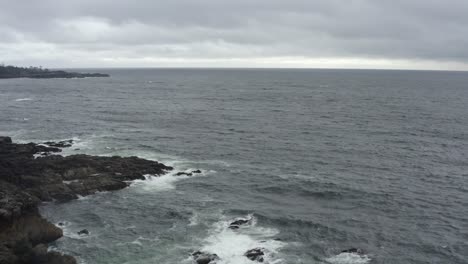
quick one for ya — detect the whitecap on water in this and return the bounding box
[325,252,371,264]
[117,236,159,247]
[15,98,33,102]
[188,212,200,226]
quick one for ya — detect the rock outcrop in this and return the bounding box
[175,170,202,177]
[228,217,251,229]
[341,248,365,255]
[191,251,219,264]
[244,248,265,262]
[0,137,172,263]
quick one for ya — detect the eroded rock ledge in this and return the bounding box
[0,136,172,263]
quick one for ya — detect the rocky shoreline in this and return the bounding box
[0,65,109,79]
[0,136,172,264]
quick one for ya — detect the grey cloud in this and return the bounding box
[0,0,467,68]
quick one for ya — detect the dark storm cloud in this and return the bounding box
[1,0,467,68]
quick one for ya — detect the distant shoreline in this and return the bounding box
[0,65,109,79]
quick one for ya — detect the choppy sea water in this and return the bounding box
[1,69,467,264]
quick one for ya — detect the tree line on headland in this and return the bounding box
[0,64,109,79]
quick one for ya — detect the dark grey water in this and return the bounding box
[1,69,467,264]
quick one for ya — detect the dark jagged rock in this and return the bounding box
[244,248,265,262]
[192,251,219,264]
[228,218,251,229]
[341,248,365,255]
[0,137,172,264]
[0,137,12,144]
[42,140,74,148]
[175,170,202,177]
[176,172,193,177]
[77,229,89,236]
[30,244,77,264]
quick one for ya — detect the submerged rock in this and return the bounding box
[176,172,193,176]
[244,248,265,262]
[341,248,365,255]
[77,229,89,236]
[175,170,202,177]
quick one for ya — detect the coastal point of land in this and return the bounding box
[0,65,109,79]
[0,136,172,263]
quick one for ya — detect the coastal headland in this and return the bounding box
[0,65,109,79]
[0,137,172,263]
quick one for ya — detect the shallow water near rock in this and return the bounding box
[1,69,468,263]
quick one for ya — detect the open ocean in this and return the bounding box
[1,68,467,264]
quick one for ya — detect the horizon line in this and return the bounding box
[51,66,468,73]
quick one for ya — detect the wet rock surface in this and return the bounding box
[175,170,202,177]
[228,217,251,229]
[0,136,172,264]
[341,248,365,255]
[77,229,89,236]
[192,251,219,264]
[41,140,74,148]
[244,248,265,262]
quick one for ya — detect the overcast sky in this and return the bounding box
[1,0,467,70]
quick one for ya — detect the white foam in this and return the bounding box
[15,98,33,101]
[119,150,189,168]
[63,180,79,184]
[130,168,210,192]
[130,173,188,192]
[33,152,47,159]
[188,212,200,226]
[55,221,94,240]
[59,137,91,156]
[54,221,78,239]
[129,239,143,246]
[200,215,285,264]
[47,246,87,264]
[325,253,371,264]
[117,236,159,247]
[52,134,114,156]
[77,195,90,200]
